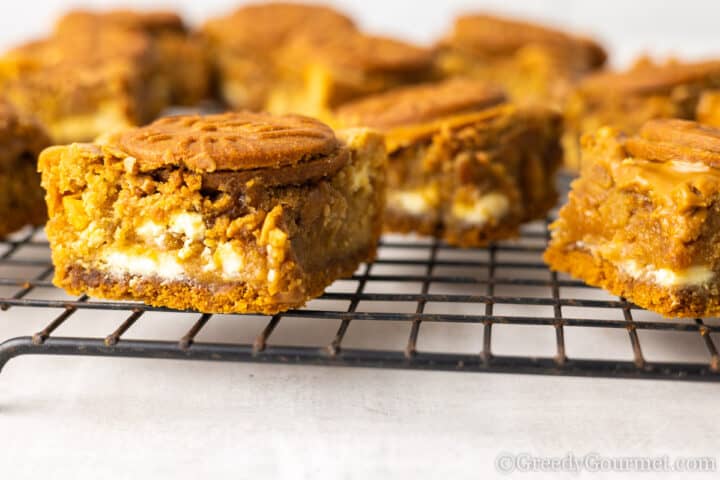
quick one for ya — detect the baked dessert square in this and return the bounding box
[201,2,357,110]
[563,59,720,170]
[53,9,210,106]
[336,79,562,247]
[436,13,606,107]
[545,119,720,317]
[268,30,436,121]
[39,112,386,314]
[0,28,168,143]
[0,101,52,237]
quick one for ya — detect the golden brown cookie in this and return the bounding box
[335,78,507,129]
[110,112,341,172]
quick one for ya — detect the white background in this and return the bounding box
[2,0,720,66]
[1,1,720,479]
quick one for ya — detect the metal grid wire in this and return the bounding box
[1,186,719,381]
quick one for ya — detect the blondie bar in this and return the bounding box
[40,112,386,314]
[437,13,606,107]
[268,30,435,121]
[337,79,562,246]
[54,9,209,106]
[201,2,356,110]
[545,119,720,317]
[0,28,168,143]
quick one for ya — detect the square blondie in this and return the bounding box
[436,13,606,107]
[39,112,386,314]
[201,2,357,110]
[53,9,210,106]
[268,31,435,121]
[545,119,720,317]
[563,59,720,170]
[337,79,562,247]
[0,28,167,143]
[0,101,52,237]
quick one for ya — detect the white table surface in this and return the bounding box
[1,1,720,478]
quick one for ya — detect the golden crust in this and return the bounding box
[383,104,513,152]
[2,27,153,71]
[335,79,506,129]
[578,60,720,97]
[696,90,720,128]
[107,112,343,172]
[201,2,355,51]
[444,13,606,68]
[286,30,435,74]
[54,9,186,36]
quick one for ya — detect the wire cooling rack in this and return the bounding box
[1,192,719,382]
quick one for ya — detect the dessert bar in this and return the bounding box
[0,28,168,143]
[337,79,562,246]
[202,2,356,110]
[545,119,720,317]
[40,112,386,314]
[54,9,209,106]
[436,13,606,107]
[267,30,435,121]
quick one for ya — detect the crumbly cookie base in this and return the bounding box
[544,245,720,318]
[58,245,374,314]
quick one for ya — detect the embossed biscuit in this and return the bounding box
[335,79,506,129]
[109,112,343,172]
[624,119,720,167]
